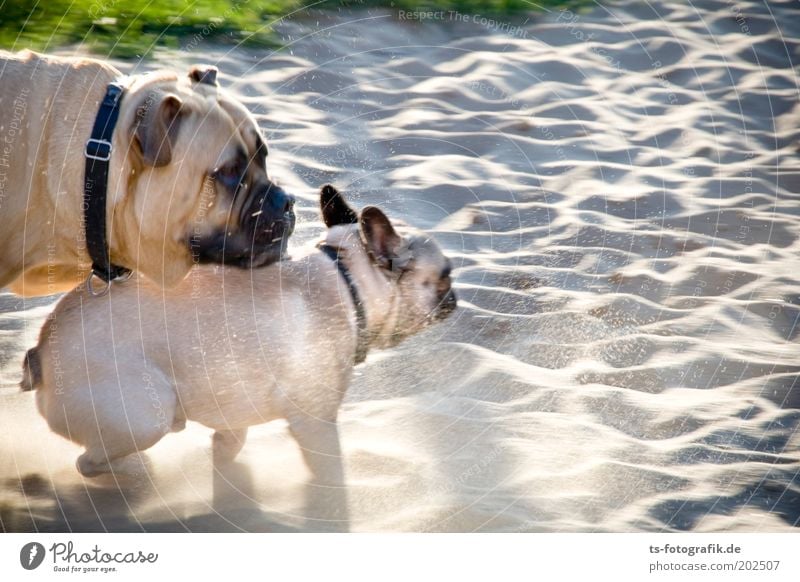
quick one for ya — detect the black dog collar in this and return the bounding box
[84,81,131,291]
[318,244,369,364]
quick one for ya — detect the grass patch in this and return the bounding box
[0,0,301,58]
[0,0,586,58]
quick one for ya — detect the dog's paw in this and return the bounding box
[76,454,109,478]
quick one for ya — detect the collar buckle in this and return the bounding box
[103,82,124,105]
[85,138,112,162]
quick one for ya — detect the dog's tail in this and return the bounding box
[20,347,42,392]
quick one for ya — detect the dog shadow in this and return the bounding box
[165,458,300,533]
[211,452,350,533]
[1,459,162,532]
[1,452,350,532]
[0,460,297,532]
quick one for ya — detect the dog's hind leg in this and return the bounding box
[74,377,177,478]
[77,451,116,478]
[212,428,248,463]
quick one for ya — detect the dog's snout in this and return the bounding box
[195,180,295,269]
[282,192,295,214]
[436,288,457,319]
[243,182,295,231]
[444,289,457,309]
[263,182,293,215]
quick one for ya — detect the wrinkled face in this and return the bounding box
[391,231,457,336]
[119,67,295,286]
[189,87,295,268]
[190,123,295,268]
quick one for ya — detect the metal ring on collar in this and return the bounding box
[85,273,111,297]
[85,269,133,297]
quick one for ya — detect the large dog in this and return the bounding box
[0,50,294,296]
[23,185,456,529]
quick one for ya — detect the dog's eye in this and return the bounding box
[212,163,243,191]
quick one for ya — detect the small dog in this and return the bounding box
[23,185,456,527]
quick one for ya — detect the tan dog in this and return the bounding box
[0,50,294,296]
[23,185,456,529]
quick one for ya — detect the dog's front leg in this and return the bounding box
[286,413,349,532]
[212,428,248,463]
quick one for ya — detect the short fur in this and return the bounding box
[0,51,292,296]
[25,185,456,529]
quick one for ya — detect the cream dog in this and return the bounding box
[23,185,456,528]
[0,50,294,296]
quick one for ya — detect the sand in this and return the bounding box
[1,0,799,532]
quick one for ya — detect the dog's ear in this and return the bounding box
[188,65,218,87]
[320,184,358,227]
[134,92,183,167]
[360,206,402,269]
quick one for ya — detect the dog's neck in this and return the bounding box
[321,227,404,352]
[1,64,131,293]
[33,132,137,278]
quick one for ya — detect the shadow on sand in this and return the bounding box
[0,455,352,532]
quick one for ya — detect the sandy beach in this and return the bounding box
[1,0,799,532]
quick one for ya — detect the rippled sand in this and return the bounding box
[1,0,799,532]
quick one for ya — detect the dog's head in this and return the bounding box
[114,65,294,285]
[320,185,456,347]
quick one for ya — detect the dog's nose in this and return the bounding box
[438,289,457,317]
[283,193,295,215]
[264,183,293,215]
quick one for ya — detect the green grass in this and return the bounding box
[0,0,586,58]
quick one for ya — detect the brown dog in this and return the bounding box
[0,50,294,296]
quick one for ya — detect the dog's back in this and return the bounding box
[26,252,357,428]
